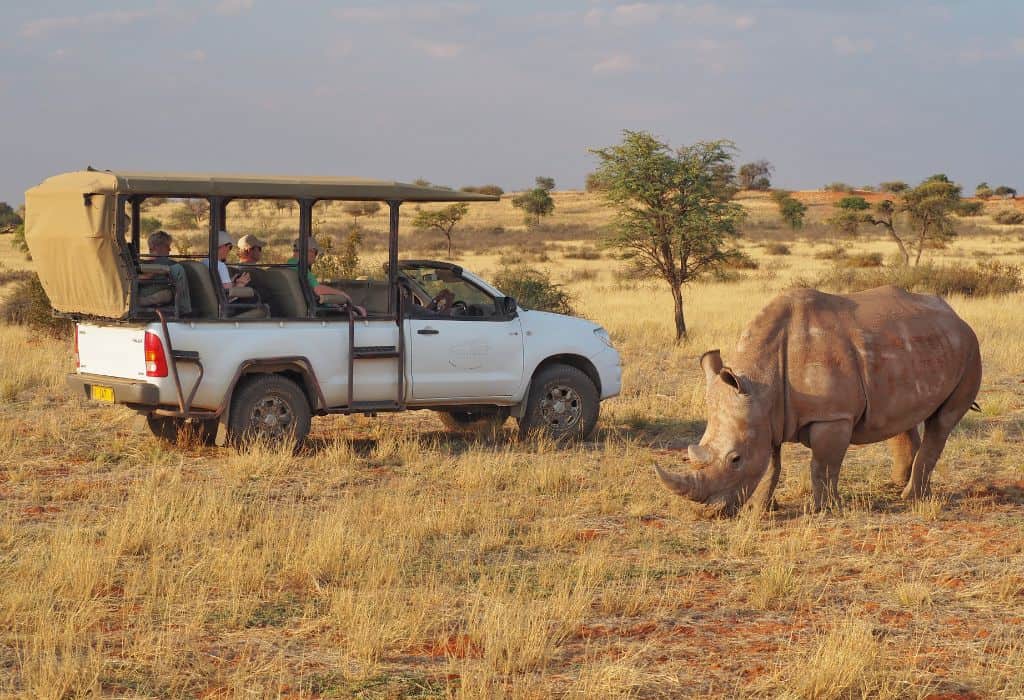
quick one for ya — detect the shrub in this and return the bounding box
[492,267,575,315]
[0,263,33,286]
[722,251,759,270]
[810,261,1021,298]
[10,224,30,260]
[0,273,73,336]
[957,201,984,217]
[562,245,601,260]
[813,245,846,260]
[460,185,504,197]
[837,252,884,268]
[993,209,1024,225]
[880,181,909,194]
[824,182,853,193]
[168,205,196,229]
[140,217,163,236]
[765,242,791,255]
[0,202,23,229]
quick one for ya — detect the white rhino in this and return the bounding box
[656,286,982,515]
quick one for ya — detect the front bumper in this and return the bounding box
[592,346,622,399]
[67,373,160,407]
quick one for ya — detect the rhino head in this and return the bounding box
[655,350,774,515]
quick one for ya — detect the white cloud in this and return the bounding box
[215,0,254,16]
[592,53,635,74]
[734,15,755,30]
[832,35,875,56]
[184,49,206,63]
[414,40,463,58]
[335,3,478,23]
[21,9,156,39]
[611,3,664,26]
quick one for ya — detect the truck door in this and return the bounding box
[402,264,524,400]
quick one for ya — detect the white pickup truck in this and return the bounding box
[27,170,621,447]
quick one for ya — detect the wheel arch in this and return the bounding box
[529,354,601,396]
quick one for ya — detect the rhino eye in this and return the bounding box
[728,452,742,469]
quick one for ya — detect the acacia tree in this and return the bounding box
[591,131,745,341]
[412,202,469,257]
[342,201,381,225]
[737,160,773,190]
[771,190,807,230]
[826,175,961,265]
[511,177,556,227]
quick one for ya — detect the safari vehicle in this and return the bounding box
[25,169,621,448]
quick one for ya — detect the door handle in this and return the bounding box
[417,328,439,335]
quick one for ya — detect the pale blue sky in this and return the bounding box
[2,1,1022,205]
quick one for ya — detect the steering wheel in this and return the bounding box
[450,300,469,316]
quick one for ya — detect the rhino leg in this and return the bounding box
[743,444,782,516]
[888,427,920,488]
[902,359,982,500]
[808,420,852,512]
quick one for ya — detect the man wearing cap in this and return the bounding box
[237,234,265,264]
[141,230,192,315]
[204,230,251,290]
[287,238,366,317]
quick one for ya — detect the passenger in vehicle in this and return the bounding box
[237,234,265,264]
[141,230,192,314]
[287,238,367,317]
[204,230,251,290]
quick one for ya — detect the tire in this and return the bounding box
[518,364,599,441]
[227,375,312,450]
[437,407,510,435]
[146,414,217,447]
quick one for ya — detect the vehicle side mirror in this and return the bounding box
[500,296,518,315]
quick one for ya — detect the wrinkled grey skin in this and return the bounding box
[656,286,982,516]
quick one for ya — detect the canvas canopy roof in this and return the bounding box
[24,169,497,319]
[28,169,500,202]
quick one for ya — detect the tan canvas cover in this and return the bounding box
[25,171,131,319]
[24,169,498,319]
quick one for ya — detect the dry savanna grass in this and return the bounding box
[1,191,1024,697]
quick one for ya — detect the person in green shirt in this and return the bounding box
[287,238,366,317]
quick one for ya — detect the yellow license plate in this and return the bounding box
[90,385,114,403]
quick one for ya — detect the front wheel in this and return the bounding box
[518,365,599,441]
[228,375,312,450]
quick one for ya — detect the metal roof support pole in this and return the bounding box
[130,198,141,253]
[209,196,224,317]
[298,199,314,316]
[387,201,400,315]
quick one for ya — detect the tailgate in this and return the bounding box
[77,323,148,379]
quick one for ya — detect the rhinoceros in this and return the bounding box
[655,285,981,515]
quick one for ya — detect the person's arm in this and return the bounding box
[314,283,366,317]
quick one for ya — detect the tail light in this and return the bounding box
[144,331,168,377]
[74,325,80,368]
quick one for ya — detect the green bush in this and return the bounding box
[0,273,73,336]
[824,182,853,193]
[810,261,1021,298]
[764,242,791,255]
[492,267,575,315]
[10,223,30,260]
[722,251,759,270]
[140,217,163,236]
[992,209,1024,225]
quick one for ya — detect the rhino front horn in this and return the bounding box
[654,464,705,501]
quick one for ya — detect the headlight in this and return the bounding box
[594,327,614,348]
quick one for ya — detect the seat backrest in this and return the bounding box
[178,261,220,318]
[246,267,309,318]
[336,280,391,315]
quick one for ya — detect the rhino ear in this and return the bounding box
[719,367,748,396]
[700,350,723,383]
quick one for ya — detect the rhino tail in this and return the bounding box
[970,401,981,413]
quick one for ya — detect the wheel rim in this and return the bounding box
[248,394,295,440]
[539,384,583,432]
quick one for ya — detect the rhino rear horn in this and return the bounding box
[700,350,723,383]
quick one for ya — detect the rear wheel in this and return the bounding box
[228,375,311,450]
[518,364,599,441]
[437,407,510,435]
[146,414,217,446]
